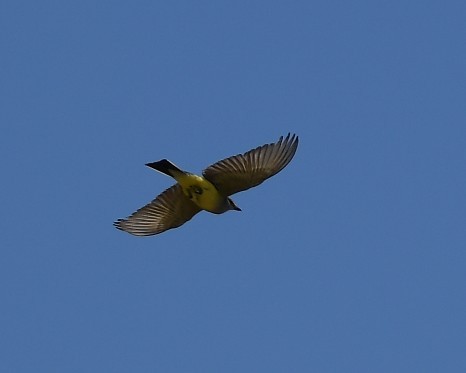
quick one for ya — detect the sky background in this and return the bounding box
[1,0,466,372]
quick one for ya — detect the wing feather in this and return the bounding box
[202,133,299,196]
[114,184,201,236]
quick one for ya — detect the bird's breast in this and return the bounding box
[178,174,228,213]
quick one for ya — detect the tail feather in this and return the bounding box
[145,159,183,177]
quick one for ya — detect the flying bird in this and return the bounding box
[114,133,299,236]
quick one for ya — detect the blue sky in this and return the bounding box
[1,0,465,371]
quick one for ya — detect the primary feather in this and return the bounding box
[203,133,299,196]
[114,184,201,236]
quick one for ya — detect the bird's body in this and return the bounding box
[114,133,298,236]
[145,159,238,214]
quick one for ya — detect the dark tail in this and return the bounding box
[145,159,184,177]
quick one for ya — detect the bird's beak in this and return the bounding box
[228,198,241,211]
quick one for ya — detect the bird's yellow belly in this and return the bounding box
[177,174,226,213]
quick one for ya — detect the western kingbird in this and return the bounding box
[114,133,298,236]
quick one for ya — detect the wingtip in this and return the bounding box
[280,133,299,148]
[113,219,123,230]
[289,133,299,146]
[283,132,298,141]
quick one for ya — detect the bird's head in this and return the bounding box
[227,198,242,211]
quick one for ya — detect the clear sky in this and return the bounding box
[2,0,465,372]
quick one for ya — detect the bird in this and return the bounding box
[114,133,299,236]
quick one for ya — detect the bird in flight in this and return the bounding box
[114,133,299,236]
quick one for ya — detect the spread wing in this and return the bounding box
[203,133,298,196]
[114,184,201,236]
